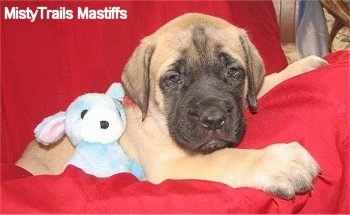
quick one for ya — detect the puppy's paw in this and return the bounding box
[285,55,328,78]
[297,55,329,71]
[250,142,320,200]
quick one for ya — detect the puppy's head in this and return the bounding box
[122,13,265,154]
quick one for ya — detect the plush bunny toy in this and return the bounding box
[34,83,143,179]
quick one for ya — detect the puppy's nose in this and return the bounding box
[200,108,226,130]
[100,121,109,129]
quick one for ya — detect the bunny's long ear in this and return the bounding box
[106,82,125,101]
[34,111,66,145]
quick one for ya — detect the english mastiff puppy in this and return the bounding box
[18,13,328,200]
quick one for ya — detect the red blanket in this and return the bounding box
[2,51,349,214]
[1,1,349,213]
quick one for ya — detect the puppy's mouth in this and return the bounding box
[171,118,246,154]
[198,139,233,154]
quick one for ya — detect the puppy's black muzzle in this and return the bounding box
[163,60,247,154]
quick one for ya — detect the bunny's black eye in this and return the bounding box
[81,109,88,119]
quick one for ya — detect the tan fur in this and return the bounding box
[17,13,327,199]
[16,137,74,175]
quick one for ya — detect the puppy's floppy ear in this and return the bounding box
[121,38,155,120]
[239,33,265,112]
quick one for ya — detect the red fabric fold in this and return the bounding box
[1,164,32,183]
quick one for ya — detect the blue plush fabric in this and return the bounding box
[68,141,143,178]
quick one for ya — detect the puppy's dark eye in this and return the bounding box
[167,73,182,84]
[227,67,242,78]
[81,109,88,119]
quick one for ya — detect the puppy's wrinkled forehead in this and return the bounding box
[151,23,245,75]
[189,26,216,57]
[184,26,224,67]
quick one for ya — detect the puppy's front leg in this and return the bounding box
[154,142,320,200]
[122,105,320,200]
